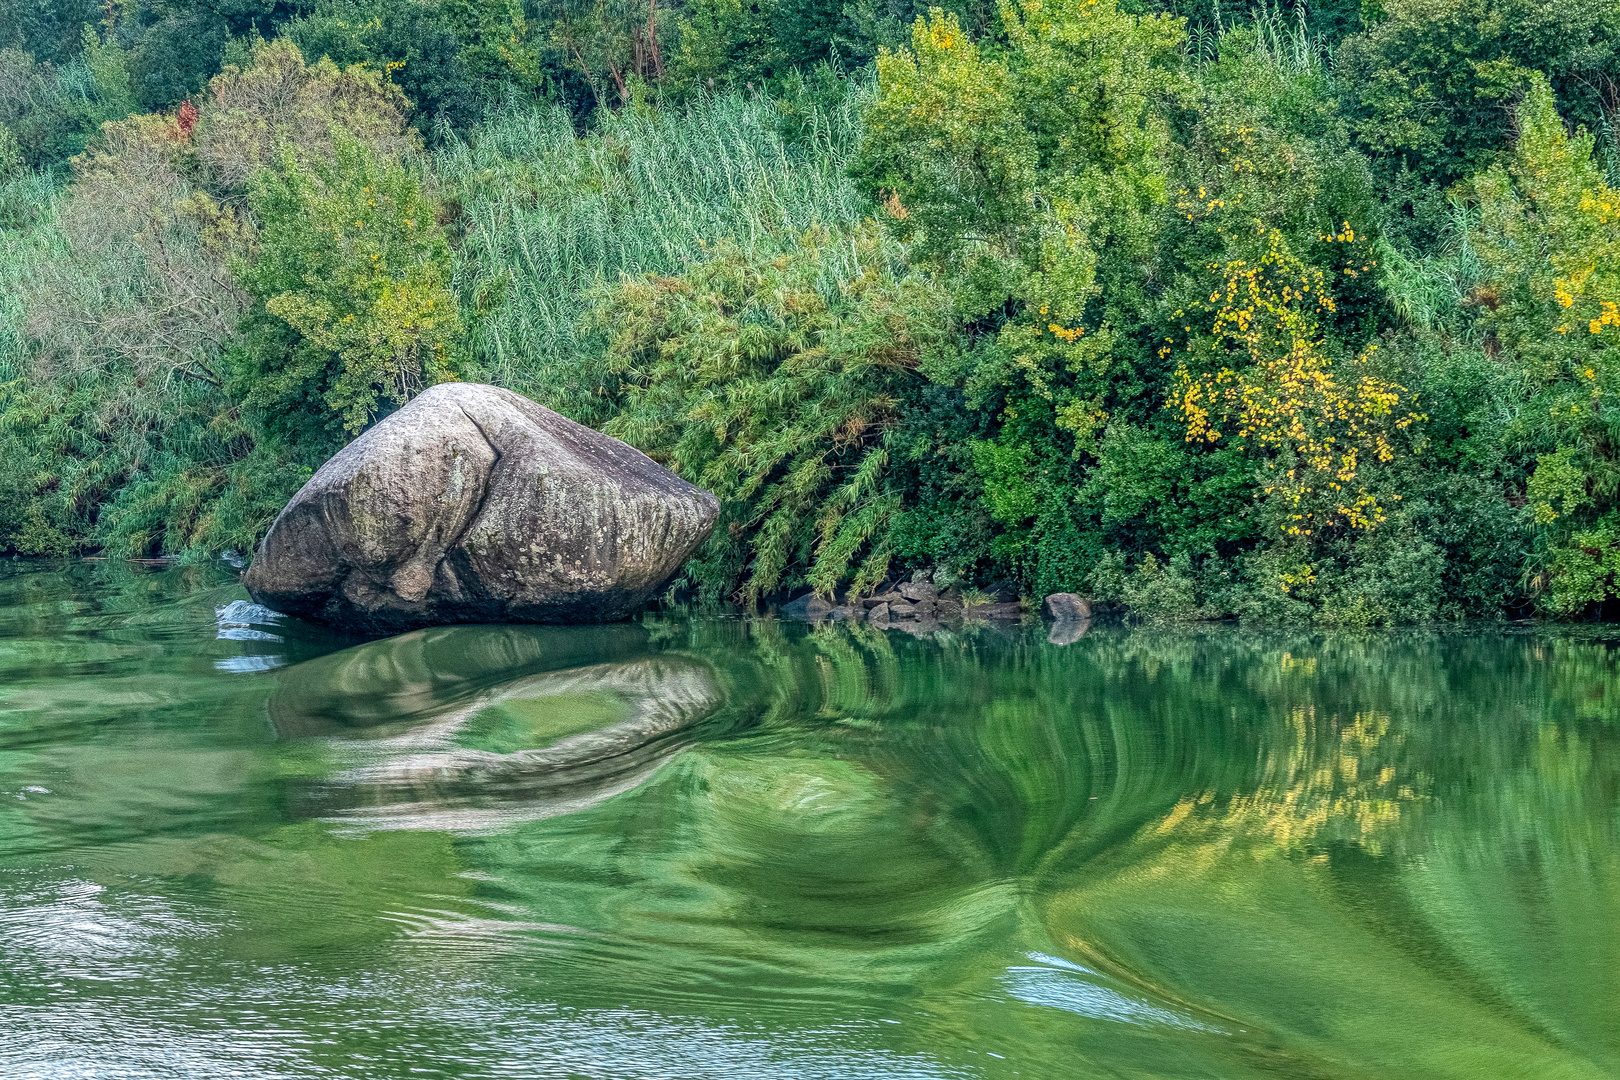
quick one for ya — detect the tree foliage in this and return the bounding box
[1337,0,1620,185]
[233,135,462,457]
[1472,79,1620,612]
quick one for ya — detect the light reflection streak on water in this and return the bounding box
[1002,953,1220,1032]
[2,961,967,1080]
[0,877,200,968]
[0,870,957,1078]
[214,600,286,671]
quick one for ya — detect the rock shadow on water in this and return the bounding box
[266,623,723,833]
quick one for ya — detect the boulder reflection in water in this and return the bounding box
[267,624,721,832]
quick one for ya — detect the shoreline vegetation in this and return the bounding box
[1,0,1618,626]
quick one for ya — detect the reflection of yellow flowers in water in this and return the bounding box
[1151,708,1422,857]
[1279,651,1317,675]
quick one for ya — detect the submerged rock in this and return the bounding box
[244,382,719,631]
[1044,593,1092,620]
[779,592,835,621]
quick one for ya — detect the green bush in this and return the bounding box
[1336,0,1620,185]
[0,33,137,172]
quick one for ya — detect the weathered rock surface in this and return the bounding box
[897,581,938,604]
[244,382,720,631]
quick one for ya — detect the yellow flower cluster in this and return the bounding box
[1169,231,1423,538]
[1545,169,1619,337]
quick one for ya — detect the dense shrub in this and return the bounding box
[585,223,950,603]
[0,41,425,556]
[1337,0,1620,186]
[231,134,462,459]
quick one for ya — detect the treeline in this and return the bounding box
[0,0,1618,624]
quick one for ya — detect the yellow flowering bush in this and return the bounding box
[1525,113,1620,342]
[1171,231,1424,539]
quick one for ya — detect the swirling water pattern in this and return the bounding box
[0,560,1617,1078]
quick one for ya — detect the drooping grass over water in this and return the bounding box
[440,79,874,395]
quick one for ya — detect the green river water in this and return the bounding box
[1,560,1618,1079]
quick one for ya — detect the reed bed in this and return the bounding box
[438,80,874,396]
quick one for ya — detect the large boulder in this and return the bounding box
[244,382,719,631]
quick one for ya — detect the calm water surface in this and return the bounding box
[1,561,1618,1079]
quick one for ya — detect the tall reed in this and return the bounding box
[1601,106,1620,189]
[1185,0,1331,76]
[1375,201,1481,334]
[0,173,63,382]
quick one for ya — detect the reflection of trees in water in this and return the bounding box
[13,574,1609,1078]
[625,619,1620,1077]
[238,614,1620,1076]
[266,616,1620,891]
